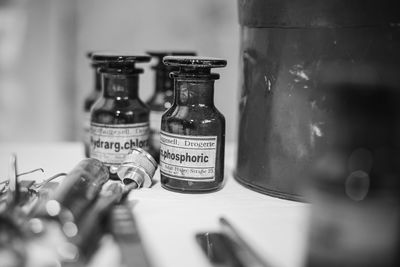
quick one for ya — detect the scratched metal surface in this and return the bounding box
[235,0,400,201]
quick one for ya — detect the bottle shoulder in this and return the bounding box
[161,105,225,136]
[91,98,149,124]
[92,98,149,111]
[163,105,224,120]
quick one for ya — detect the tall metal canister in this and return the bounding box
[235,0,400,201]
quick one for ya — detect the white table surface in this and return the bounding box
[0,142,310,267]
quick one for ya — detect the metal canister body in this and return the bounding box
[235,0,400,201]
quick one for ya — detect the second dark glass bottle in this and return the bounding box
[90,53,151,179]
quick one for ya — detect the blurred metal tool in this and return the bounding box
[0,168,44,186]
[69,182,124,262]
[0,155,28,267]
[72,181,151,264]
[0,214,27,267]
[196,231,245,267]
[0,164,57,209]
[196,217,271,267]
[220,217,270,267]
[28,172,66,195]
[107,149,157,267]
[24,158,110,265]
[109,202,151,267]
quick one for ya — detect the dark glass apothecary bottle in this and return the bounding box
[146,51,196,162]
[160,56,227,193]
[83,52,102,157]
[90,52,151,179]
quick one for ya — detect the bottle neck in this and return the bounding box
[102,73,139,99]
[174,78,215,106]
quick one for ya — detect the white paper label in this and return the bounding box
[160,131,217,182]
[90,122,149,166]
[150,111,164,150]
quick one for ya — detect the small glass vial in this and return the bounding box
[83,52,102,157]
[160,56,227,193]
[146,51,196,162]
[90,52,151,180]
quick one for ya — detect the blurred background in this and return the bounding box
[0,0,239,142]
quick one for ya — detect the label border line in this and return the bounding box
[91,122,149,129]
[161,171,215,182]
[91,134,149,137]
[160,131,217,141]
[160,143,215,150]
[160,162,215,169]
